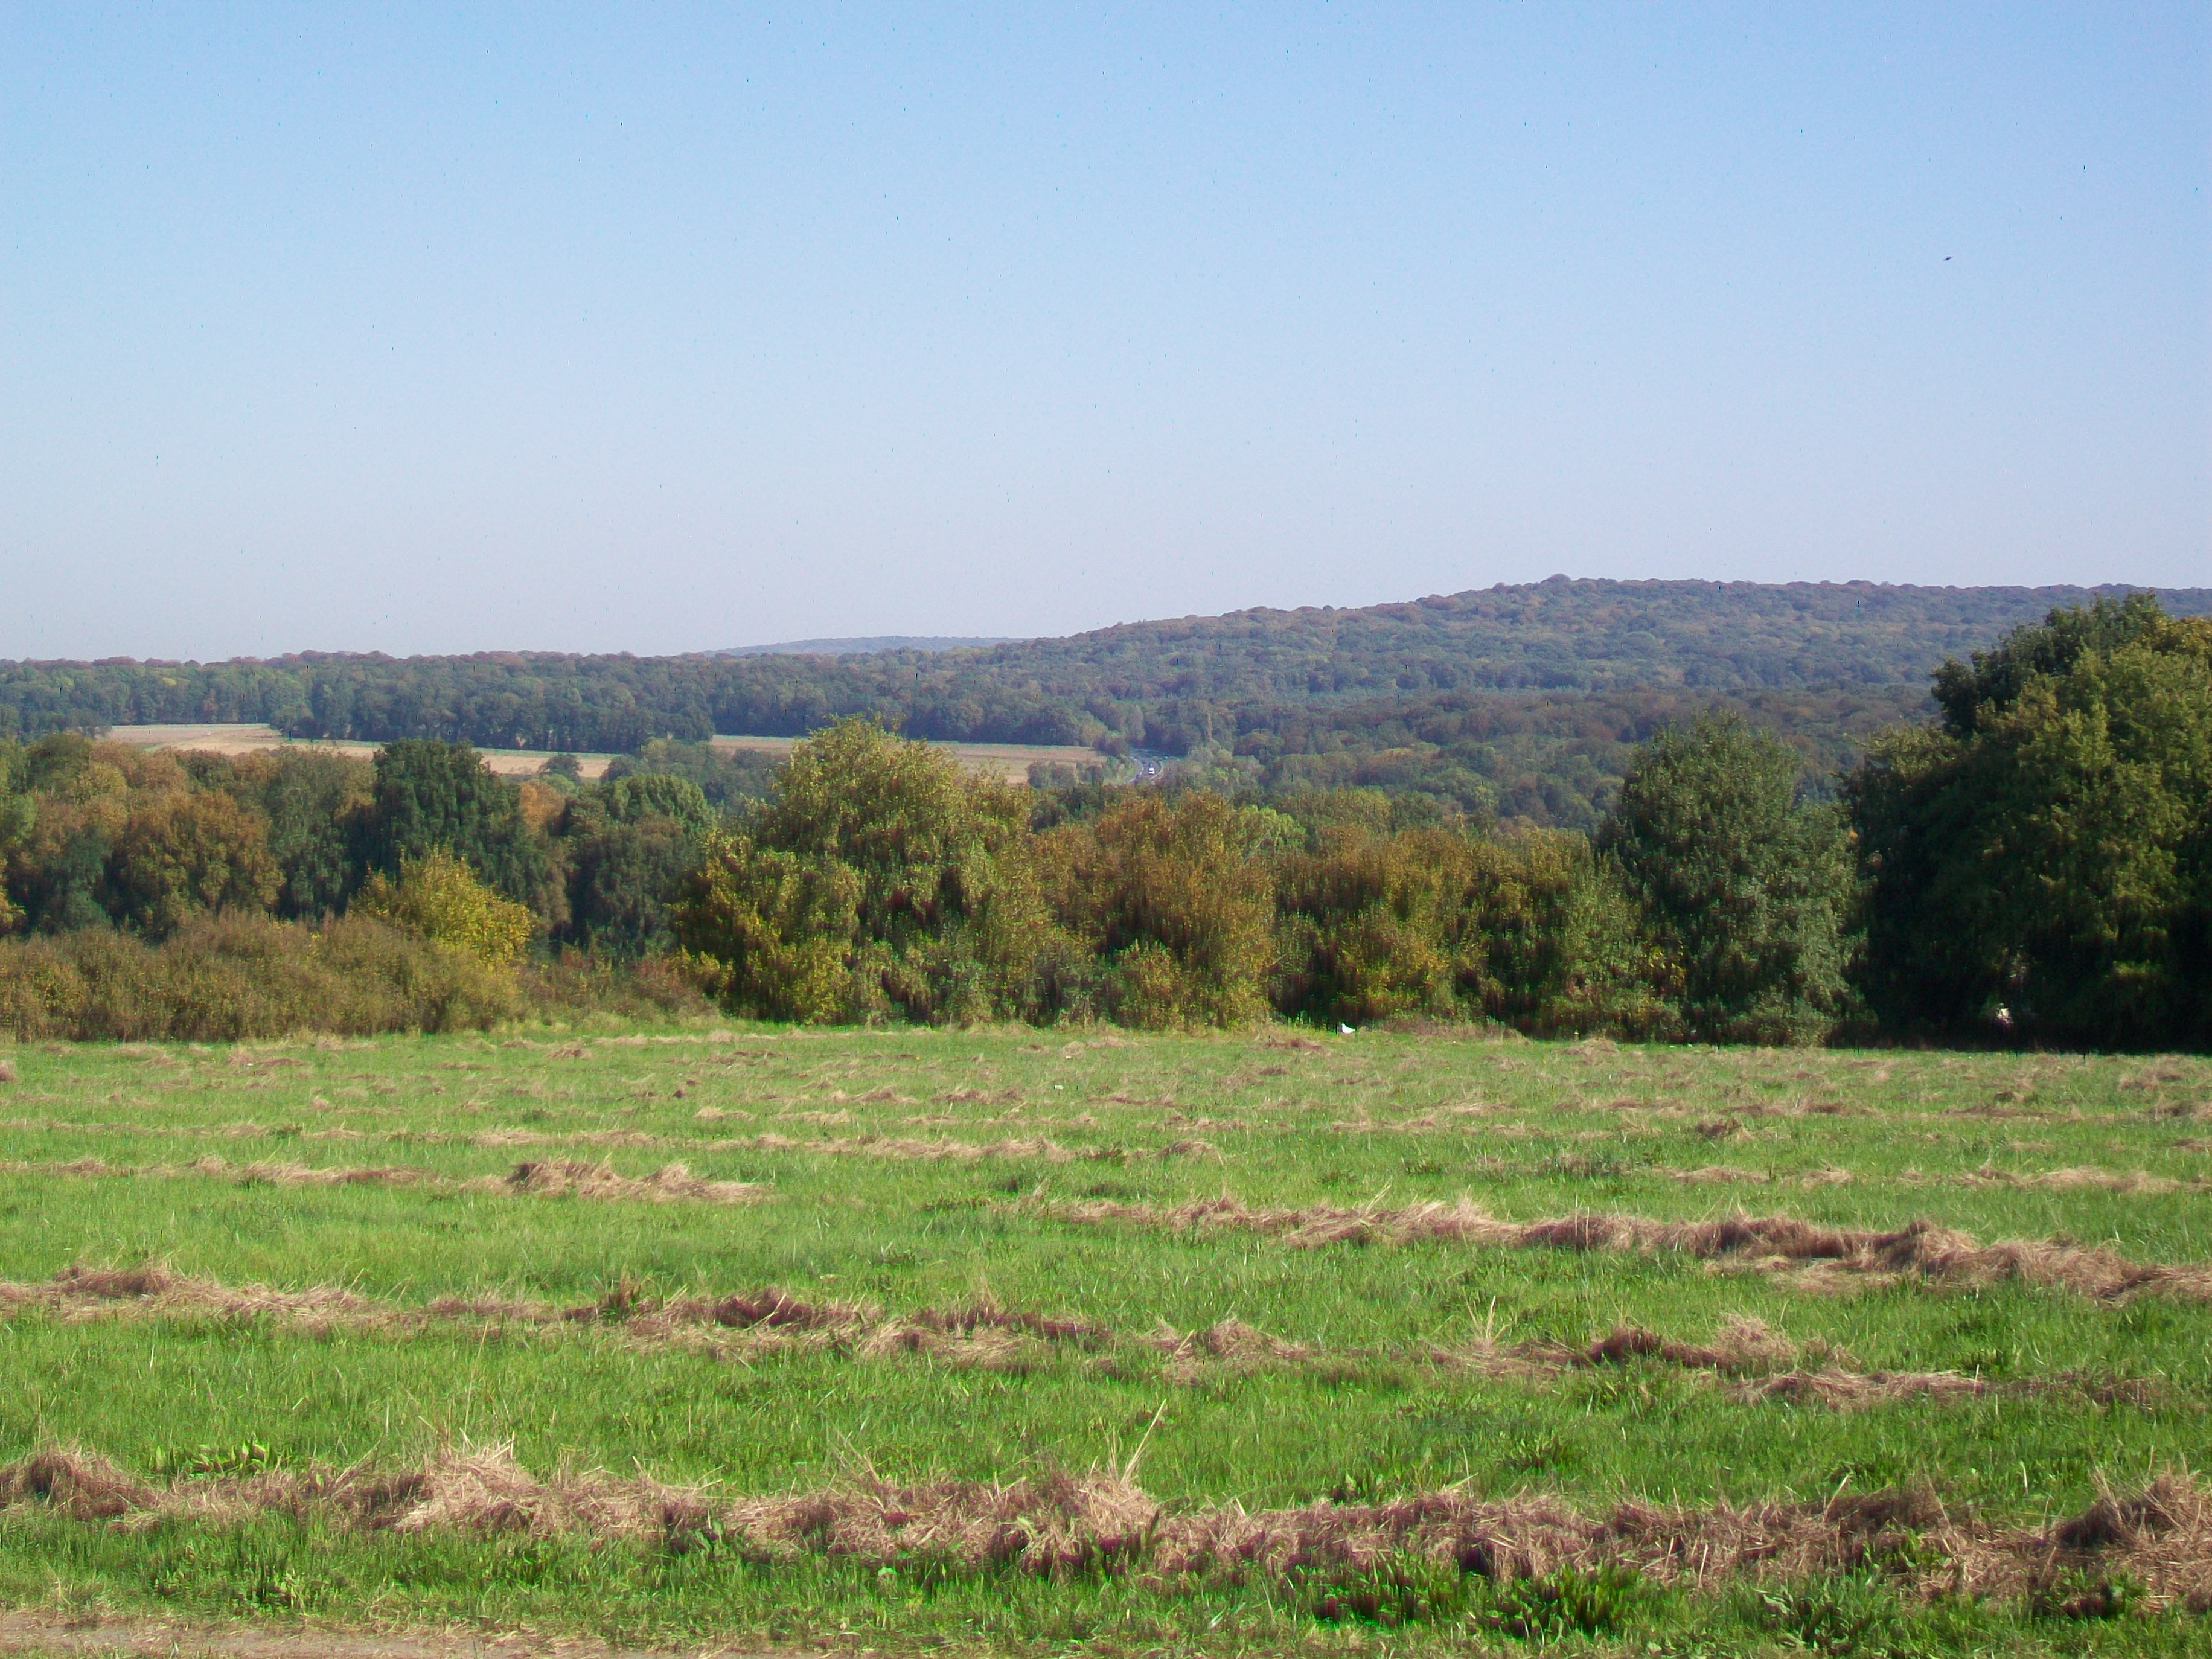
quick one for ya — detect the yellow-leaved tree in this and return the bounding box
[353,849,534,968]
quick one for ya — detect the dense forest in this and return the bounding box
[2,596,2205,1049]
[7,579,2203,747]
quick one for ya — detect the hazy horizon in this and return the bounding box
[4,7,2205,660]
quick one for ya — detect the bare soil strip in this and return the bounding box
[0,1268,2162,1407]
[1032,1197,2212,1302]
[0,1158,763,1206]
[2,1446,2205,1612]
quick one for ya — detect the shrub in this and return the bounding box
[1043,792,1275,1028]
[671,833,860,1023]
[0,913,514,1040]
[520,950,718,1020]
[353,850,535,969]
[1273,826,1474,1025]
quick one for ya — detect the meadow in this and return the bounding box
[0,1024,2207,1655]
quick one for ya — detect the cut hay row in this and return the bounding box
[0,1267,2161,1410]
[0,1117,1216,1165]
[14,1110,2212,1193]
[0,1265,1104,1373]
[1032,1197,2212,1302]
[2,1445,2206,1613]
[48,1116,2198,1195]
[0,1156,763,1206]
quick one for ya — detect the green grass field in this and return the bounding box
[0,1025,2207,1655]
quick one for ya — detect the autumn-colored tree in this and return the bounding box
[671,832,860,1022]
[100,791,282,940]
[354,849,535,968]
[1043,791,1275,1028]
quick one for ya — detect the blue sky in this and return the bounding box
[2,4,2205,658]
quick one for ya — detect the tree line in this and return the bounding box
[5,581,2200,802]
[1,597,2204,1049]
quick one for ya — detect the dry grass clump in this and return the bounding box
[3,1445,2203,1610]
[1434,1315,2005,1408]
[750,1131,1078,1162]
[1040,1198,2212,1303]
[0,1156,438,1190]
[1148,1317,1317,1381]
[857,1294,1111,1373]
[1958,1165,2210,1196]
[0,1265,1101,1376]
[491,1160,764,1206]
[2,1154,768,1208]
[0,1262,374,1333]
[0,1449,158,1521]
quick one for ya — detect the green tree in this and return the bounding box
[562,817,705,957]
[0,744,33,934]
[1600,715,1855,1044]
[1850,603,2212,1047]
[5,737,132,934]
[356,740,552,911]
[234,750,374,919]
[593,772,717,832]
[749,720,1050,1022]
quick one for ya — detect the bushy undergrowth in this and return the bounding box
[0,915,517,1040]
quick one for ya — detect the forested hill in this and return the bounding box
[944,578,2212,702]
[4,579,2205,777]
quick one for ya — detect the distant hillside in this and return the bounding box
[721,636,1014,657]
[4,578,2204,827]
[950,578,2212,702]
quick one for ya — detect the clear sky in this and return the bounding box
[2,4,2205,659]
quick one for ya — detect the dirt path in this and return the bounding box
[0,1613,796,1659]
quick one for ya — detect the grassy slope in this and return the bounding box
[0,1026,2206,1655]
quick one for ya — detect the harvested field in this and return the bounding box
[103,725,618,780]
[0,1029,2207,1654]
[708,732,1105,784]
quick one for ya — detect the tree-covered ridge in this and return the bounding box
[4,580,2204,758]
[953,577,2212,700]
